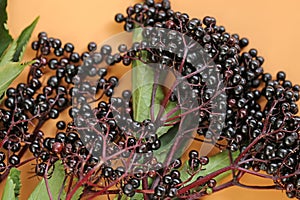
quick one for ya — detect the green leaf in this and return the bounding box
[155,125,179,161]
[0,62,26,102]
[0,0,38,103]
[13,16,39,62]
[0,40,17,67]
[131,26,184,196]
[114,193,143,200]
[131,193,144,199]
[131,27,166,123]
[113,195,128,200]
[0,61,30,103]
[132,27,179,137]
[153,124,191,162]
[156,101,179,138]
[132,28,149,122]
[131,29,177,140]
[2,168,21,200]
[180,150,240,187]
[9,168,21,199]
[71,178,84,200]
[29,161,83,200]
[0,16,39,103]
[29,161,65,200]
[0,0,13,58]
[154,105,196,162]
[132,60,156,122]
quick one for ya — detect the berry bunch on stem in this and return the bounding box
[0,0,299,199]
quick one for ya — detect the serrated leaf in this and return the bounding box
[28,161,66,200]
[0,0,13,58]
[180,150,240,187]
[0,61,30,103]
[9,168,21,199]
[0,40,17,67]
[1,178,15,200]
[0,38,35,103]
[0,59,34,103]
[0,0,38,103]
[13,16,39,62]
[71,178,84,200]
[2,168,21,200]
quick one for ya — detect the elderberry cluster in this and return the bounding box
[0,24,184,199]
[0,0,299,199]
[114,0,299,198]
[0,32,110,176]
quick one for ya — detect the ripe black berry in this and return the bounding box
[123,183,134,196]
[88,42,97,52]
[0,152,5,162]
[64,42,74,53]
[56,121,66,130]
[189,150,198,159]
[9,155,20,166]
[0,162,6,172]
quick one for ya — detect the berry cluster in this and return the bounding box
[115,0,300,198]
[0,0,299,199]
[114,0,265,149]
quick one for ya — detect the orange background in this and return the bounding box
[1,0,300,199]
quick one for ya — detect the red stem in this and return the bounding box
[44,160,54,200]
[142,177,150,200]
[177,165,233,195]
[66,161,103,200]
